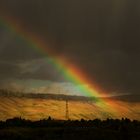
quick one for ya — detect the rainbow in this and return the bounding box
[0,14,123,118]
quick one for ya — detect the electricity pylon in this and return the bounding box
[66,100,69,120]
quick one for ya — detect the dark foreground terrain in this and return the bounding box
[0,117,140,140]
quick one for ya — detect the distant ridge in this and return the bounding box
[103,94,140,102]
[0,89,95,102]
[0,89,139,102]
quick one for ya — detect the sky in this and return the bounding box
[0,0,140,98]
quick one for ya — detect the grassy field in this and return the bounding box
[0,97,139,120]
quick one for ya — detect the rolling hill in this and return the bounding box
[0,90,139,120]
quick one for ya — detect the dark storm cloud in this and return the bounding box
[0,0,140,95]
[18,59,66,82]
[0,61,20,79]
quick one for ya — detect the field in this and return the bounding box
[0,97,139,120]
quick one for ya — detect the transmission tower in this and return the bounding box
[65,100,69,120]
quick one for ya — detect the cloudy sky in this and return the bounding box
[0,0,139,97]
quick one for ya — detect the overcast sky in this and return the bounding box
[0,0,139,97]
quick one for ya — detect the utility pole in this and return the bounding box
[65,100,69,120]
